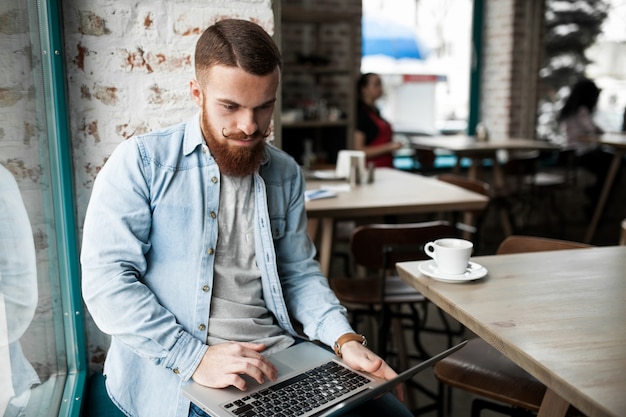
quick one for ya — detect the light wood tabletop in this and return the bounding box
[305,167,489,276]
[397,245,626,417]
[585,133,626,243]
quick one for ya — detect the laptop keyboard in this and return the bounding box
[222,360,371,417]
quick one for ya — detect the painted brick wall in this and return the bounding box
[64,0,274,220]
[481,0,516,140]
[480,0,542,141]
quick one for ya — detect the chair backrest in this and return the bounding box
[350,220,457,271]
[496,235,592,255]
[436,173,490,237]
[437,173,490,198]
[499,151,540,196]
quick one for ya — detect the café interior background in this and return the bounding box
[1,0,624,414]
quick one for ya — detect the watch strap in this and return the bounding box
[333,333,367,357]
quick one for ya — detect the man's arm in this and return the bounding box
[80,139,205,379]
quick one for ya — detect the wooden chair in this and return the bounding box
[519,148,578,235]
[496,235,592,254]
[329,220,459,414]
[436,174,491,248]
[433,235,592,417]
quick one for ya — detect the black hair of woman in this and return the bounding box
[558,78,601,122]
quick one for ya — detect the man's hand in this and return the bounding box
[339,341,406,402]
[191,342,278,391]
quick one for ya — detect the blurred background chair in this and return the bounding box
[436,173,491,251]
[490,150,541,236]
[518,148,579,235]
[432,235,592,417]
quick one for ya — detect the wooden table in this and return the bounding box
[396,245,626,417]
[408,135,558,189]
[584,133,626,243]
[305,168,489,276]
[409,136,559,235]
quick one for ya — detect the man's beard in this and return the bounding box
[202,116,266,177]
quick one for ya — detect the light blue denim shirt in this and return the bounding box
[81,114,354,417]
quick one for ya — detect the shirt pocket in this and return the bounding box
[269,216,286,240]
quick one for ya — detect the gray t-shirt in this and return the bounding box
[207,174,294,354]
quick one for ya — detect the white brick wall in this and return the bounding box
[479,0,542,141]
[64,1,273,212]
[480,0,515,140]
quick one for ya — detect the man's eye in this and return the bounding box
[223,104,237,110]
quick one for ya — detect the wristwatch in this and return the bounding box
[333,333,367,357]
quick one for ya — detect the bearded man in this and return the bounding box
[81,19,412,417]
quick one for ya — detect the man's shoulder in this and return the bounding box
[133,121,188,146]
[262,144,302,181]
[122,119,202,165]
[265,143,299,169]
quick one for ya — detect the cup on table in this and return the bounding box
[424,238,473,275]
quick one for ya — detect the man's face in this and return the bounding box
[190,65,280,176]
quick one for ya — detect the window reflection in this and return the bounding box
[0,165,40,416]
[0,0,67,415]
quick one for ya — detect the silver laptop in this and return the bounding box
[183,339,467,417]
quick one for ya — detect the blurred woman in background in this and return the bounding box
[558,78,615,204]
[354,73,403,168]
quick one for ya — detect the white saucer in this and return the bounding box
[418,260,487,283]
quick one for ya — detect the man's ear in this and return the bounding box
[189,79,203,107]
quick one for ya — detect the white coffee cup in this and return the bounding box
[424,238,473,275]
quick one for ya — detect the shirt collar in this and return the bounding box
[182,112,205,156]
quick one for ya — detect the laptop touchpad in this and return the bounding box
[270,357,297,377]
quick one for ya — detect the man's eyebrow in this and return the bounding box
[216,97,277,108]
[216,98,239,106]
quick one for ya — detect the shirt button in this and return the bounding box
[198,324,206,331]
[211,176,218,183]
[173,368,180,374]
[202,147,207,154]
[207,248,214,255]
[210,211,216,219]
[202,285,210,292]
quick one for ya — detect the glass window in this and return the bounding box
[1,0,84,416]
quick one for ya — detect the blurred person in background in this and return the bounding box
[558,78,615,206]
[355,73,403,168]
[0,163,40,417]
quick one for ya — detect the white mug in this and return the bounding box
[424,238,473,275]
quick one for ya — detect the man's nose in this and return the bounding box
[236,110,258,136]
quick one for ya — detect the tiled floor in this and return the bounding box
[332,162,625,417]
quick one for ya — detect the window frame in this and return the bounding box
[36,0,87,415]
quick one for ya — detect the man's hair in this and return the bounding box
[194,19,282,78]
